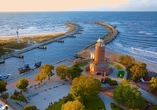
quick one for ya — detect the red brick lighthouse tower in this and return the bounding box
[90,38,109,75]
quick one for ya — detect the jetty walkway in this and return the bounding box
[74,21,118,58]
[1,23,82,60]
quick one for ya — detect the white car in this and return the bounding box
[0,74,11,80]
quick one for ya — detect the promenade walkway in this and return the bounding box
[6,59,73,110]
[99,93,114,110]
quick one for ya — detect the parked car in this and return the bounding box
[0,74,11,80]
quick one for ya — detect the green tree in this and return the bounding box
[1,92,9,103]
[16,78,29,90]
[130,62,147,82]
[68,65,83,80]
[62,100,85,110]
[56,65,69,80]
[119,55,135,68]
[70,75,101,102]
[113,79,145,109]
[23,104,38,110]
[41,64,54,79]
[149,77,157,94]
[35,72,47,85]
[0,80,7,94]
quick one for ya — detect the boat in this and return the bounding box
[18,64,31,74]
[0,74,11,80]
[34,61,42,68]
[0,58,5,64]
[0,60,5,64]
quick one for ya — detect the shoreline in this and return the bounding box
[0,22,80,60]
[0,31,66,40]
[1,21,156,72]
[105,47,157,72]
[0,23,75,41]
[74,21,157,72]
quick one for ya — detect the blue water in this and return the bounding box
[0,12,157,75]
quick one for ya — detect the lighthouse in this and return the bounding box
[16,29,20,44]
[89,38,109,76]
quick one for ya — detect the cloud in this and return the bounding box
[103,0,130,7]
[140,0,147,3]
[113,0,157,11]
[0,0,130,12]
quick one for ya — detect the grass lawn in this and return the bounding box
[0,47,14,55]
[115,65,122,70]
[84,96,105,110]
[110,103,124,110]
[77,62,89,67]
[148,105,157,110]
[46,98,66,110]
[46,96,105,110]
[109,62,114,65]
[117,70,125,78]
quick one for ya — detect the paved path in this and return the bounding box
[99,93,114,110]
[138,87,157,104]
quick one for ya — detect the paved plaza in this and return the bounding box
[3,58,157,110]
[5,59,73,110]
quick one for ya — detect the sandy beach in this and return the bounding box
[105,47,157,72]
[0,32,66,40]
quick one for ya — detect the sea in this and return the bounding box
[0,12,157,75]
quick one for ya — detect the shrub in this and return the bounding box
[11,90,26,102]
[109,80,118,85]
[105,77,111,83]
[110,103,124,110]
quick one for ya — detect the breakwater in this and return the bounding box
[1,23,83,60]
[74,21,118,58]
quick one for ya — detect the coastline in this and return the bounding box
[0,22,80,60]
[0,32,66,40]
[105,47,157,72]
[74,21,157,72]
[0,21,156,72]
[0,23,76,41]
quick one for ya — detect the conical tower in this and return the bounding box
[95,38,105,63]
[90,38,109,75]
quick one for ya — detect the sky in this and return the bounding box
[0,0,156,12]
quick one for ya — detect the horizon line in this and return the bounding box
[0,10,157,13]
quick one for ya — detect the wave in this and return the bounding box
[110,22,121,25]
[138,31,154,36]
[138,31,146,34]
[0,25,68,36]
[145,33,153,35]
[130,47,157,57]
